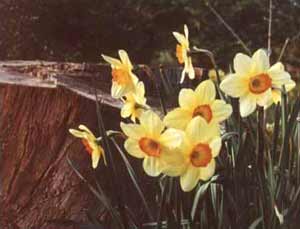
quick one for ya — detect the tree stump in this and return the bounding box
[0,61,129,229]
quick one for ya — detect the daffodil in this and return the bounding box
[173,24,195,83]
[220,49,295,117]
[120,110,183,177]
[164,79,232,130]
[163,117,221,192]
[121,81,149,122]
[69,125,106,169]
[102,50,139,98]
[208,69,225,82]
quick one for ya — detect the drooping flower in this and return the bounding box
[208,69,225,82]
[220,49,295,117]
[120,110,183,177]
[173,24,195,83]
[69,125,106,169]
[163,117,221,192]
[164,79,232,130]
[121,81,149,122]
[102,50,139,98]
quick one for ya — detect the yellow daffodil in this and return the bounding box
[121,81,149,122]
[163,117,221,192]
[220,49,295,117]
[164,79,232,130]
[120,110,183,177]
[208,69,225,82]
[173,24,195,83]
[69,125,106,169]
[102,50,139,98]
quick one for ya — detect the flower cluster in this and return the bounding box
[68,25,296,193]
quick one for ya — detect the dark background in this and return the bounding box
[0,0,299,70]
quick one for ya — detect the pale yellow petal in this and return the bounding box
[185,116,208,144]
[180,68,186,84]
[233,53,252,75]
[209,137,222,157]
[161,149,186,177]
[239,94,257,117]
[186,57,195,80]
[111,82,127,98]
[163,108,192,130]
[257,90,273,108]
[69,129,85,138]
[78,125,94,136]
[118,50,133,70]
[124,138,145,158]
[101,54,122,68]
[91,150,101,169]
[139,110,164,138]
[198,159,216,181]
[179,88,197,110]
[121,103,133,118]
[143,157,162,177]
[220,74,248,98]
[195,80,216,104]
[211,100,232,122]
[272,90,281,104]
[159,128,184,149]
[252,49,270,73]
[180,166,200,192]
[120,122,146,140]
[173,32,188,47]
[184,24,189,40]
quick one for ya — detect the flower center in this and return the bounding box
[176,44,184,64]
[190,143,212,167]
[192,105,213,122]
[139,137,161,157]
[249,73,272,94]
[111,69,131,85]
[82,139,93,155]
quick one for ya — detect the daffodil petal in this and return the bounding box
[233,53,253,75]
[91,150,101,169]
[185,116,207,144]
[239,94,257,117]
[180,69,186,84]
[180,166,200,192]
[119,50,133,70]
[159,128,184,149]
[257,90,273,108]
[199,159,216,181]
[179,89,197,109]
[195,80,216,104]
[78,125,94,136]
[143,157,162,177]
[220,74,248,98]
[209,137,222,157]
[124,138,145,158]
[120,122,146,140]
[161,149,186,177]
[173,32,188,47]
[121,103,133,118]
[111,82,127,98]
[101,54,122,68]
[184,24,189,40]
[186,57,195,80]
[252,49,270,72]
[164,108,192,130]
[211,100,232,122]
[69,129,85,138]
[139,110,164,138]
[272,90,281,104]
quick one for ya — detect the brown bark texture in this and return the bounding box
[0,61,128,229]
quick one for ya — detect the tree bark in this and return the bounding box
[0,62,123,228]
